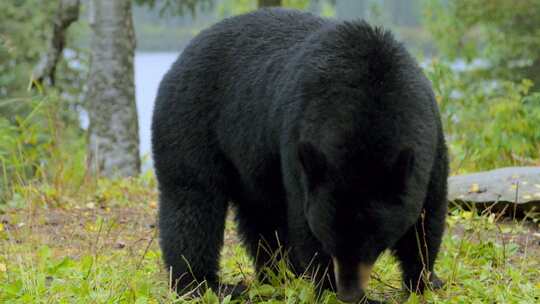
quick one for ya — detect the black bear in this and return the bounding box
[152,8,448,304]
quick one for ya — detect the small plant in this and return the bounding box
[0,92,85,205]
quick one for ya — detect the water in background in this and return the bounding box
[135,52,179,170]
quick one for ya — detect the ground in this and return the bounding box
[0,177,539,303]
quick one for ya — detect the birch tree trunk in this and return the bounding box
[86,0,140,177]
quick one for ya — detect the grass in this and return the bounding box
[0,176,539,303]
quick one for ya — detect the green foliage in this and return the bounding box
[0,0,87,204]
[426,60,540,173]
[0,0,86,99]
[0,245,171,303]
[0,0,85,99]
[423,0,540,172]
[424,0,540,89]
[0,0,56,97]
[0,93,85,205]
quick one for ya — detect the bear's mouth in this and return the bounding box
[332,257,373,303]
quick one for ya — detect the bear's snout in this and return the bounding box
[332,257,373,303]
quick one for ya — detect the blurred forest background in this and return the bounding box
[1,1,540,303]
[1,0,540,203]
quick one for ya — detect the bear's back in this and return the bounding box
[193,8,328,60]
[153,8,330,133]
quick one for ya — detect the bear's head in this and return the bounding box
[298,142,419,302]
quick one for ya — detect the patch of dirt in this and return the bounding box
[1,204,246,266]
[2,204,538,270]
[1,204,159,259]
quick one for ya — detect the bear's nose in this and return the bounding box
[332,257,373,303]
[337,288,364,303]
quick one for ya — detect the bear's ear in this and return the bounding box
[392,148,415,194]
[298,142,327,190]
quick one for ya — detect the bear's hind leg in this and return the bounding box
[158,182,229,295]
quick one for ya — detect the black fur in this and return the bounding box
[152,8,448,303]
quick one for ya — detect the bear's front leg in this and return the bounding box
[287,210,336,290]
[393,174,447,293]
[392,218,445,293]
[234,201,289,284]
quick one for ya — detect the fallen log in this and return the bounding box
[448,167,540,213]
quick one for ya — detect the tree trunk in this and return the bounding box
[258,0,282,8]
[86,0,140,178]
[32,0,80,87]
